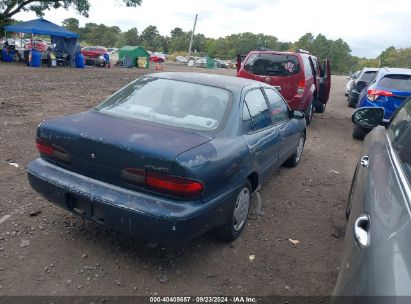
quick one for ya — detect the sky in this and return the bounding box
[14,0,411,58]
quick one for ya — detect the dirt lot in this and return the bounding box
[0,62,361,297]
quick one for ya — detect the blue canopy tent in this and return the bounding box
[4,18,80,65]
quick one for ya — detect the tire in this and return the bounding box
[315,101,326,113]
[305,100,314,125]
[217,181,252,241]
[352,124,367,140]
[348,95,357,108]
[284,134,305,167]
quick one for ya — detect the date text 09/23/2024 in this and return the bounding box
[149,296,257,303]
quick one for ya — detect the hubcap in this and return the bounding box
[295,137,305,162]
[308,103,313,119]
[233,187,251,232]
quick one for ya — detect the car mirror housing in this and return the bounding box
[352,107,384,129]
[290,110,305,120]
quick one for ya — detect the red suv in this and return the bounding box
[237,50,331,125]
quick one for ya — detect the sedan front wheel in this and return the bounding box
[284,135,305,167]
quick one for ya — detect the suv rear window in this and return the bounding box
[244,53,300,76]
[379,75,411,91]
[360,71,377,82]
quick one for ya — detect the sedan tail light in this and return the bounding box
[121,168,204,198]
[36,138,70,163]
[367,89,393,102]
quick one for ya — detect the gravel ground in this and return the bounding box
[0,61,361,297]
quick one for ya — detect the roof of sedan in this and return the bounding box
[148,72,261,89]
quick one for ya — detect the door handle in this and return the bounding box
[360,156,369,167]
[354,214,370,247]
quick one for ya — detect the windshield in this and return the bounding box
[244,53,300,76]
[95,77,231,131]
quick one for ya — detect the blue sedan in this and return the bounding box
[27,72,306,243]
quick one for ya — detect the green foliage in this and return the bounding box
[1,0,142,23]
[62,17,79,32]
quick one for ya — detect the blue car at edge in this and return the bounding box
[27,72,306,244]
[353,67,411,140]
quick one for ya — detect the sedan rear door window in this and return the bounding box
[263,88,290,124]
[244,89,272,130]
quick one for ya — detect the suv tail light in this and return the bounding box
[367,89,393,102]
[36,138,70,163]
[121,169,204,198]
[297,79,305,94]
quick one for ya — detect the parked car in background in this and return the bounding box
[25,39,47,52]
[347,67,378,107]
[106,47,118,55]
[27,72,306,244]
[81,46,107,66]
[345,70,360,96]
[195,57,207,68]
[237,49,331,125]
[352,68,411,139]
[215,59,229,68]
[333,98,411,298]
[175,55,188,63]
[149,51,166,63]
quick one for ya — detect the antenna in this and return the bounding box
[188,13,198,57]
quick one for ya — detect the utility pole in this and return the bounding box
[188,13,198,57]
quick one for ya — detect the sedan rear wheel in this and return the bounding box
[217,181,252,241]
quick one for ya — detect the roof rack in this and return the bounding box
[296,49,310,54]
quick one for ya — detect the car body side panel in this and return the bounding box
[172,136,253,204]
[242,125,281,183]
[334,126,411,295]
[278,119,303,163]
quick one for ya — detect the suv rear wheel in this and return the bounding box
[315,101,326,113]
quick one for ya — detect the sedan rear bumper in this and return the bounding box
[27,158,237,243]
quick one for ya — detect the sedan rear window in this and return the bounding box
[95,77,231,131]
[244,54,300,76]
[379,75,411,91]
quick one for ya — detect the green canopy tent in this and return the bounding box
[119,45,149,68]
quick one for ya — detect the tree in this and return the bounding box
[123,27,140,46]
[378,46,397,67]
[140,25,159,51]
[0,0,142,26]
[62,17,79,32]
[295,33,314,52]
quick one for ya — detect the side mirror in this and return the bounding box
[290,110,305,120]
[352,107,384,129]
